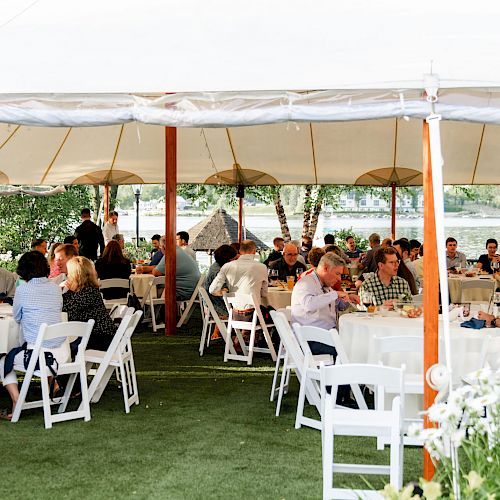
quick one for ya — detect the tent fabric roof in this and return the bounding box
[0,117,498,186]
[1,1,500,93]
[188,209,268,252]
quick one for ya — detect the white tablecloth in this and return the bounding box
[130,274,154,298]
[0,318,20,354]
[264,288,292,310]
[339,312,500,379]
[448,275,496,303]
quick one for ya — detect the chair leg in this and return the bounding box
[270,341,284,401]
[40,371,52,429]
[128,355,139,406]
[276,353,289,417]
[119,361,130,413]
[322,404,334,500]
[247,326,257,365]
[376,386,385,450]
[58,373,77,413]
[295,373,308,429]
[199,317,209,355]
[79,366,91,423]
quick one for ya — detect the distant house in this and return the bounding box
[177,196,188,210]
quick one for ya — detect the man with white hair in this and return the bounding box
[291,252,359,333]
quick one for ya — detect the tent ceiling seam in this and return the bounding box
[471,124,485,185]
[309,123,318,185]
[106,124,124,184]
[40,127,72,184]
[0,124,20,151]
[225,128,238,166]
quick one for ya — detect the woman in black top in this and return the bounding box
[63,256,117,351]
[95,240,132,299]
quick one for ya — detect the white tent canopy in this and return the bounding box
[1,0,500,93]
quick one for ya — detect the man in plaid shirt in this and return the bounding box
[359,247,412,306]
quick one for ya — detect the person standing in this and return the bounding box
[75,208,105,261]
[103,210,120,245]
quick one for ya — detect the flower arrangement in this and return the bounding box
[382,367,499,499]
[0,251,21,273]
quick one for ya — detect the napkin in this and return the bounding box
[460,318,486,329]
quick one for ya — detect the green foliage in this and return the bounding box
[331,227,369,251]
[124,241,152,263]
[0,185,92,256]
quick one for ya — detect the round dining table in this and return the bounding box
[0,305,20,355]
[130,273,154,298]
[447,274,497,303]
[263,287,293,310]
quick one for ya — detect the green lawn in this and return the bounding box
[0,312,422,499]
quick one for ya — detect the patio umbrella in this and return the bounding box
[188,208,268,253]
[355,166,422,240]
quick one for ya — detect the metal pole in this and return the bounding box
[135,191,140,247]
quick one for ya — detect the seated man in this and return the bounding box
[446,237,467,269]
[264,236,284,266]
[209,239,268,315]
[359,233,381,273]
[63,235,79,251]
[344,235,363,259]
[31,238,48,256]
[51,243,79,287]
[359,247,413,306]
[149,234,163,266]
[299,236,313,263]
[409,239,421,261]
[269,243,306,281]
[0,267,17,304]
[154,236,200,301]
[176,231,196,261]
[292,253,358,333]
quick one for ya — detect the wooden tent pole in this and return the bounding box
[423,120,439,480]
[164,127,177,336]
[103,183,110,223]
[391,182,396,240]
[236,184,244,243]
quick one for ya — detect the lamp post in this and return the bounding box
[131,184,143,247]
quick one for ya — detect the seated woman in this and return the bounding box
[0,251,65,420]
[477,238,499,274]
[94,240,132,299]
[63,256,117,351]
[204,244,238,318]
[48,242,62,278]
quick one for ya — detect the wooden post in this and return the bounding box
[238,197,243,243]
[165,127,177,336]
[423,120,439,479]
[103,183,110,223]
[391,182,396,240]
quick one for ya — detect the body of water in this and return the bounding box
[117,213,499,262]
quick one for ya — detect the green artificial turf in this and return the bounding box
[0,311,422,499]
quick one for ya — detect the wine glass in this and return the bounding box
[295,268,302,280]
[492,260,499,273]
[269,269,279,285]
[362,292,373,312]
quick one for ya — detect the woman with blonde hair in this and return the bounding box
[62,256,116,351]
[48,242,62,278]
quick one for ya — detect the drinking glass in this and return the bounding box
[295,268,302,279]
[269,269,279,285]
[494,291,500,307]
[362,292,373,311]
[492,260,499,273]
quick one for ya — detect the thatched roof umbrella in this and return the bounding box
[188,208,269,253]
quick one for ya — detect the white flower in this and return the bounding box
[466,470,485,491]
[407,422,423,437]
[451,428,466,445]
[420,479,442,500]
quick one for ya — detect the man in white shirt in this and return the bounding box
[103,211,119,245]
[209,239,268,312]
[176,231,196,261]
[291,253,358,332]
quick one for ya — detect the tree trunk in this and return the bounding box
[308,186,326,239]
[92,185,101,223]
[273,187,291,241]
[302,184,312,237]
[109,185,119,211]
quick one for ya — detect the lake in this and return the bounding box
[117,213,499,261]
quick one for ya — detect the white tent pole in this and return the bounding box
[427,112,453,394]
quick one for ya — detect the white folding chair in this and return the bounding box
[269,308,291,404]
[177,273,205,327]
[109,304,132,321]
[269,310,326,418]
[320,364,405,499]
[84,310,143,413]
[293,324,368,430]
[484,335,500,370]
[197,286,236,356]
[11,320,95,429]
[460,278,496,303]
[374,335,423,449]
[143,276,165,332]
[99,278,131,309]
[224,292,277,365]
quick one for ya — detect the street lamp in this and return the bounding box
[131,184,143,247]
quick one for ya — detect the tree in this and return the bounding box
[0,185,92,256]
